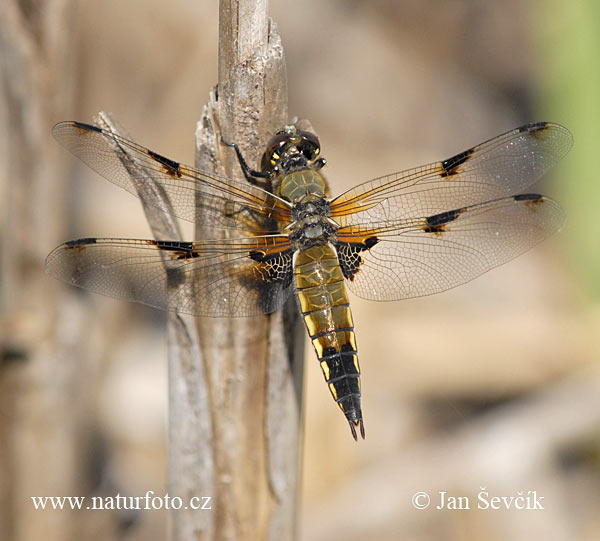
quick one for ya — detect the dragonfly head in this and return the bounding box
[261,125,321,174]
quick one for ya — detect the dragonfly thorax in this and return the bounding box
[288,195,337,249]
[276,168,330,202]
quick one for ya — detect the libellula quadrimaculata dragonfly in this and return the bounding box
[45,120,572,440]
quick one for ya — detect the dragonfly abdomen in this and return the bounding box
[294,244,364,440]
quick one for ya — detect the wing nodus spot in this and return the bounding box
[148,149,182,177]
[423,207,465,234]
[441,147,475,177]
[149,240,198,259]
[151,240,194,251]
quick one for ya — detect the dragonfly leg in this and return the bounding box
[221,136,271,187]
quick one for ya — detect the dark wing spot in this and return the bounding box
[513,193,543,202]
[423,207,465,234]
[65,238,97,251]
[173,251,200,260]
[249,250,266,262]
[422,223,446,234]
[515,193,545,211]
[258,250,293,287]
[147,150,182,177]
[518,122,549,133]
[241,249,294,287]
[518,122,551,141]
[72,121,102,133]
[238,249,294,314]
[151,240,198,260]
[65,237,97,247]
[441,147,475,177]
[154,240,195,251]
[364,236,379,249]
[336,238,378,281]
[425,208,464,228]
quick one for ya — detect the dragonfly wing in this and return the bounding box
[336,194,564,301]
[45,236,294,317]
[53,121,292,233]
[330,122,572,226]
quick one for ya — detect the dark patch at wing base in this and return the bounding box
[248,250,266,262]
[239,249,294,313]
[336,237,379,281]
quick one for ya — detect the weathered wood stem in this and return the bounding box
[176,1,305,539]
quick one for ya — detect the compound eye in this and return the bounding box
[261,137,285,172]
[263,134,288,166]
[301,143,319,160]
[297,130,321,160]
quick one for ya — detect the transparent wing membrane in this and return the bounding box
[48,120,571,314]
[53,121,292,233]
[45,236,294,316]
[336,194,564,301]
[330,122,572,228]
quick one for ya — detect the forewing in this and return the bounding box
[45,236,294,317]
[53,121,292,232]
[336,194,564,301]
[330,122,572,227]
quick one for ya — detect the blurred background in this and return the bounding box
[1,0,599,540]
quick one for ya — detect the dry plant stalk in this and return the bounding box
[0,2,86,541]
[97,4,306,539]
[92,112,213,541]
[191,2,305,540]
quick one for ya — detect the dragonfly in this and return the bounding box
[45,120,572,440]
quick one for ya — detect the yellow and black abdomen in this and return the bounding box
[294,244,364,439]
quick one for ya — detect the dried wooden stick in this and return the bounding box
[92,113,212,540]
[193,1,305,540]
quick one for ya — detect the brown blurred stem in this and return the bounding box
[83,4,303,540]
[0,2,82,541]
[191,1,305,540]
[92,113,212,541]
